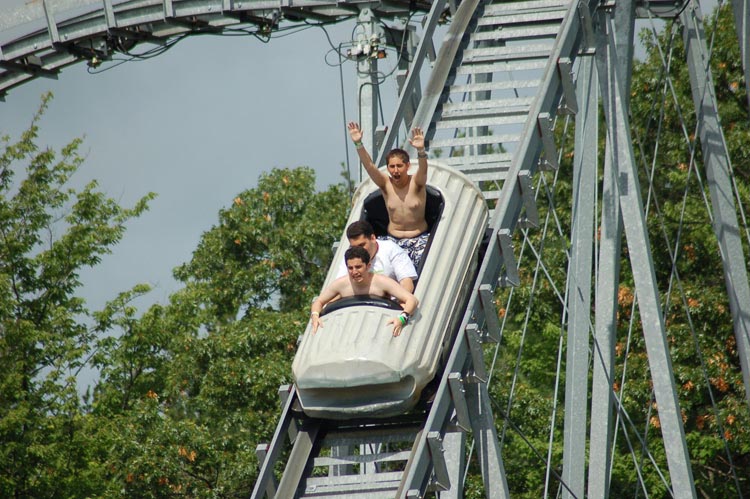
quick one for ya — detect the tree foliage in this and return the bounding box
[1,93,349,497]
[175,167,348,316]
[85,166,348,496]
[0,93,155,498]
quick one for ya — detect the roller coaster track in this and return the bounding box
[258,0,750,494]
[252,0,750,495]
[0,0,431,97]
[3,0,750,497]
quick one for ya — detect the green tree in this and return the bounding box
[0,93,154,498]
[175,167,349,317]
[87,166,349,497]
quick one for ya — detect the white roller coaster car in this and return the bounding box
[292,161,489,419]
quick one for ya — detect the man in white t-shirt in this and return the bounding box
[336,220,417,293]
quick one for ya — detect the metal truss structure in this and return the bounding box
[3,0,749,497]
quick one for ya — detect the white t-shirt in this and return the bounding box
[337,239,417,283]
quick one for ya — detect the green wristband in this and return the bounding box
[398,313,409,325]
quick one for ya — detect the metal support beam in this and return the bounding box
[478,284,501,343]
[577,1,596,54]
[250,386,300,499]
[163,0,174,18]
[558,57,578,115]
[275,420,321,498]
[42,0,60,45]
[356,8,381,181]
[464,380,510,499]
[400,264,507,497]
[375,125,387,152]
[448,373,472,431]
[466,324,488,383]
[399,0,480,148]
[588,1,634,496]
[498,229,519,287]
[427,432,451,491]
[394,24,420,132]
[438,430,466,499]
[374,0,449,165]
[595,10,697,497]
[396,68,418,129]
[561,51,597,499]
[102,0,117,29]
[518,170,539,228]
[537,112,559,171]
[731,0,750,112]
[0,58,57,79]
[278,385,299,442]
[254,444,278,498]
[588,107,621,499]
[681,2,750,410]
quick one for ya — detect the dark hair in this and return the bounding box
[344,245,371,265]
[346,220,375,240]
[386,148,410,164]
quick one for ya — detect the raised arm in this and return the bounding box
[348,122,388,189]
[408,126,429,188]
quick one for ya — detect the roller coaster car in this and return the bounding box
[292,162,489,419]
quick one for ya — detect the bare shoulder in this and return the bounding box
[326,276,350,294]
[372,274,399,290]
[410,173,427,192]
[333,275,352,288]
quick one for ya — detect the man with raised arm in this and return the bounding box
[348,122,430,271]
[311,246,418,337]
[336,220,417,293]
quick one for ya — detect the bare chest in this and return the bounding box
[385,184,425,214]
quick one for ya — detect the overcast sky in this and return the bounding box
[2,18,401,313]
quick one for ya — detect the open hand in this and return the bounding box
[409,127,425,151]
[312,315,322,334]
[348,122,364,144]
[387,317,404,337]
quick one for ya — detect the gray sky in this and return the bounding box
[1,19,397,312]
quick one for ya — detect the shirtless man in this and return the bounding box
[311,246,418,337]
[348,122,429,270]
